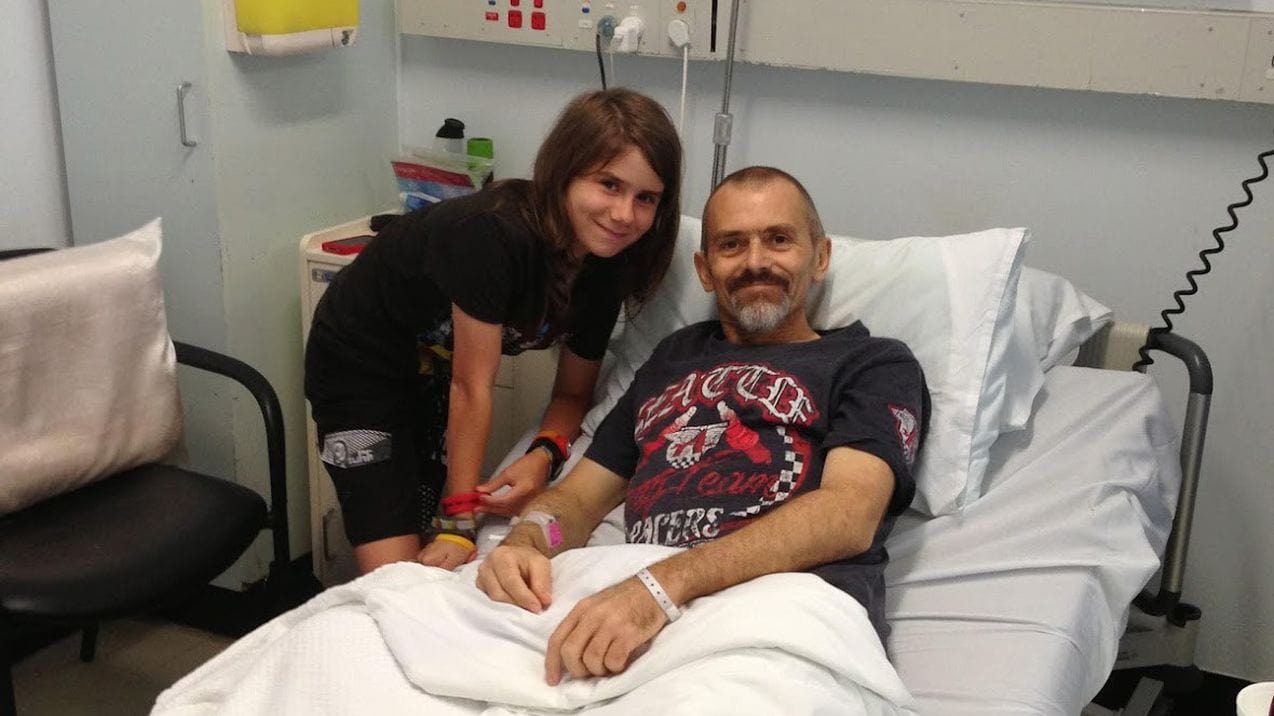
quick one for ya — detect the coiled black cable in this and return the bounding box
[596,33,607,90]
[1133,147,1274,371]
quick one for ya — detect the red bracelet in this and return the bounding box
[441,491,482,516]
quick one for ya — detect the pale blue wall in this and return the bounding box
[200,0,400,564]
[1,0,69,249]
[402,35,1274,680]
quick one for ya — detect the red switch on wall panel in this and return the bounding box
[485,11,499,21]
[533,0,543,7]
[510,0,519,6]
[531,11,546,29]
[508,9,523,27]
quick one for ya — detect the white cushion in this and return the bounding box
[989,268,1112,433]
[1018,266,1114,372]
[583,216,1028,516]
[0,219,182,515]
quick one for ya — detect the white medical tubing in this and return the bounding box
[680,46,689,135]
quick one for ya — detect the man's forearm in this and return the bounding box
[501,488,593,557]
[648,448,894,607]
[500,458,629,557]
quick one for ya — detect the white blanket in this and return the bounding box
[155,544,915,715]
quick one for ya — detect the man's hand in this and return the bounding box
[416,536,475,571]
[476,450,552,517]
[544,576,668,685]
[476,543,553,613]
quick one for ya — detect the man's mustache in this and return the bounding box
[727,271,789,293]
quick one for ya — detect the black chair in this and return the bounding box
[0,248,290,715]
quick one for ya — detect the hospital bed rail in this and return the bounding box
[1075,321,1213,713]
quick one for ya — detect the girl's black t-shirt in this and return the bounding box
[306,183,623,394]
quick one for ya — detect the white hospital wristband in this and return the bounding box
[636,568,682,623]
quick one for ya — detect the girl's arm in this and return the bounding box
[419,303,504,569]
[444,303,505,501]
[477,347,602,516]
[538,346,602,441]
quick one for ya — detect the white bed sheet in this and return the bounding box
[482,365,1180,714]
[884,365,1179,714]
[155,547,914,715]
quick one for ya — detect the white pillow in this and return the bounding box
[0,219,182,515]
[807,229,1028,515]
[989,267,1113,432]
[1018,266,1114,372]
[584,216,1028,516]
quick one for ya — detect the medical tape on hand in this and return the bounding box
[636,568,682,623]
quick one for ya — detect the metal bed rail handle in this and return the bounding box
[177,81,197,148]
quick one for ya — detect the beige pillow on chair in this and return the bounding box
[0,219,182,515]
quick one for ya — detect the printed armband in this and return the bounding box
[430,515,477,547]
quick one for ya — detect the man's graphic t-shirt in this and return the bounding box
[585,320,929,642]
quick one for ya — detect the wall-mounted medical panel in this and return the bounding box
[732,0,1274,104]
[399,0,728,60]
[403,0,1274,104]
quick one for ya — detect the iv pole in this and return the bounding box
[711,0,743,189]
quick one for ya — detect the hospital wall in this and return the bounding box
[1,0,69,250]
[400,37,1274,681]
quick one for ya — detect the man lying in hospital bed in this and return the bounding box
[156,165,1177,714]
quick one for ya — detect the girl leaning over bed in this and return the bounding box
[304,89,683,575]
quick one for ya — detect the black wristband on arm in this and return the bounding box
[526,437,566,479]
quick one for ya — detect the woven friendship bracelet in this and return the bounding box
[635,568,682,623]
[431,516,477,532]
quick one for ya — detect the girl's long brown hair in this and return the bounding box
[522,89,683,322]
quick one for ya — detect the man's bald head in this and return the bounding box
[701,166,825,251]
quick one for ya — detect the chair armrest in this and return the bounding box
[173,341,290,575]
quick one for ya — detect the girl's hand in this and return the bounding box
[476,449,553,517]
[417,536,475,571]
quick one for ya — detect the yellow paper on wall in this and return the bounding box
[234,0,358,35]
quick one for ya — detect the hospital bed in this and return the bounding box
[155,219,1204,715]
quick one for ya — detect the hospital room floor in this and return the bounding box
[12,618,232,715]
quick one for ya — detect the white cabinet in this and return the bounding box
[300,217,530,586]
